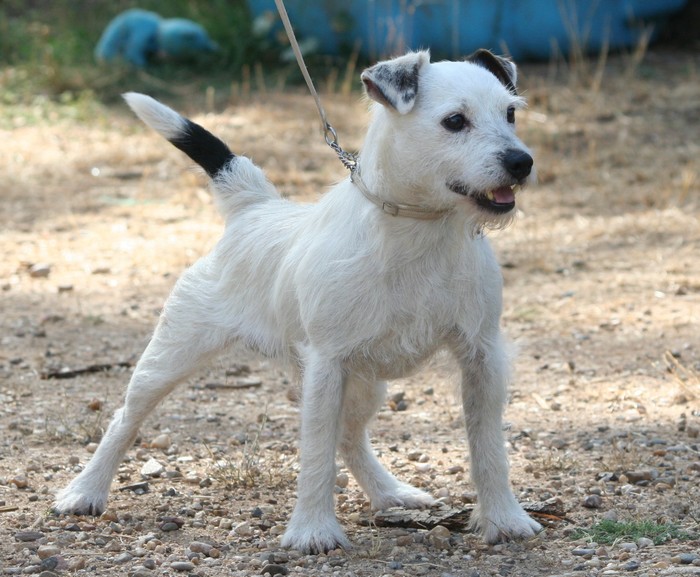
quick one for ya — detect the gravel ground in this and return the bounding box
[1,50,699,576]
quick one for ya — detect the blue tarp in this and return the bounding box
[248,0,687,60]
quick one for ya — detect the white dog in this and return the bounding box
[54,49,542,552]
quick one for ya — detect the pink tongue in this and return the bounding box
[492,186,515,204]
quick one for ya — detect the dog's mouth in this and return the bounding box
[449,182,519,214]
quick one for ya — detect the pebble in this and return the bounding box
[15,531,45,542]
[625,469,656,484]
[582,494,603,508]
[160,522,180,532]
[10,475,29,489]
[234,521,253,536]
[140,458,165,477]
[572,548,596,558]
[426,525,451,549]
[262,564,289,576]
[637,537,654,548]
[37,545,60,559]
[40,557,59,571]
[623,560,641,571]
[619,542,638,553]
[87,398,103,411]
[170,561,195,572]
[150,434,171,450]
[335,473,349,489]
[674,553,699,565]
[113,552,133,564]
[29,263,51,278]
[189,541,213,556]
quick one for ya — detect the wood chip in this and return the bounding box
[365,499,566,531]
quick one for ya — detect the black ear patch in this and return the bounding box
[361,51,430,114]
[467,49,518,94]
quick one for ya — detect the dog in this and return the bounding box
[54,49,542,553]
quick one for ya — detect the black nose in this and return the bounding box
[503,149,533,181]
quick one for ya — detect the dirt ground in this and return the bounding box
[1,50,699,576]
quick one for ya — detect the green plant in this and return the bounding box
[572,519,694,545]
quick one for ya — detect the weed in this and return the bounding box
[665,350,700,401]
[572,519,694,545]
[206,408,294,490]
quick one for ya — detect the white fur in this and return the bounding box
[55,51,542,552]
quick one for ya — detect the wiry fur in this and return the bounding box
[54,50,541,552]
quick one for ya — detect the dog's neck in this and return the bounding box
[350,166,451,221]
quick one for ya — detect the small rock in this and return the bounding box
[623,560,640,571]
[150,434,171,450]
[114,552,133,564]
[10,475,29,489]
[160,522,180,532]
[15,531,44,542]
[131,569,152,577]
[189,541,213,555]
[170,561,195,572]
[619,542,637,553]
[262,564,289,576]
[37,545,60,560]
[335,473,349,489]
[582,494,603,509]
[87,398,103,412]
[426,525,451,549]
[624,469,655,484]
[678,553,699,565]
[140,458,165,477]
[396,535,414,547]
[234,521,253,536]
[40,556,60,570]
[67,557,86,571]
[571,548,595,558]
[29,263,51,278]
[636,537,654,548]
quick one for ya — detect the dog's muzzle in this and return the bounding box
[449,182,520,214]
[449,149,533,214]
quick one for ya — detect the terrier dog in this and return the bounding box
[54,49,541,552]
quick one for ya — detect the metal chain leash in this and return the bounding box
[273,0,357,172]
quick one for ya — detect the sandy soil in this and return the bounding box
[1,50,699,576]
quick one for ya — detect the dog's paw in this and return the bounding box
[472,501,543,544]
[372,482,436,510]
[280,516,351,554]
[53,484,107,517]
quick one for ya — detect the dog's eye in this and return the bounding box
[441,113,469,132]
[507,106,515,124]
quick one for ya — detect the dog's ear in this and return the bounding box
[467,49,518,94]
[361,51,430,114]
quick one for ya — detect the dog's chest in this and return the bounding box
[348,247,500,377]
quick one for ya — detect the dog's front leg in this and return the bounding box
[280,350,351,553]
[458,336,542,543]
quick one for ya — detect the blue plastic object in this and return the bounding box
[247,0,687,60]
[95,8,218,67]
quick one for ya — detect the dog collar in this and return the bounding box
[351,167,451,221]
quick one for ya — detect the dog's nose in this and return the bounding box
[503,149,533,181]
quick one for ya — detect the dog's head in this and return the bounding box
[361,49,534,227]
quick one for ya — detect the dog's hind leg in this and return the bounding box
[280,350,350,554]
[339,376,435,510]
[54,269,229,516]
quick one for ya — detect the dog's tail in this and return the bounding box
[123,92,235,179]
